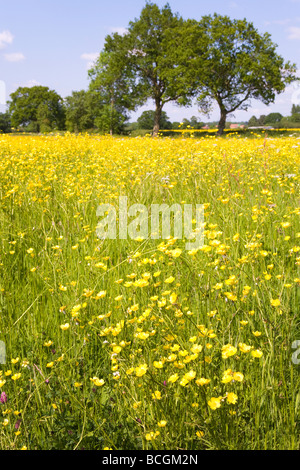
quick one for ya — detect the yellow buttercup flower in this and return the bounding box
[153,361,164,369]
[90,377,105,386]
[251,349,263,358]
[95,290,106,299]
[226,392,238,404]
[222,344,237,359]
[11,373,21,381]
[135,364,148,377]
[224,292,237,301]
[152,390,162,400]
[157,420,167,427]
[168,373,179,383]
[239,343,252,353]
[208,397,222,410]
[195,377,210,386]
[170,248,182,258]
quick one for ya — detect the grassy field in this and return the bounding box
[0,132,299,450]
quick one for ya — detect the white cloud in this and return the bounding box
[10,79,42,93]
[24,79,41,87]
[287,26,300,39]
[265,19,292,26]
[80,52,99,68]
[0,30,14,49]
[108,27,128,36]
[4,52,25,62]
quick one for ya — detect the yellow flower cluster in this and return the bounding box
[0,132,299,450]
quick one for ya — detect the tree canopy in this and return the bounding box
[137,110,172,130]
[264,113,283,124]
[8,86,65,132]
[94,2,199,136]
[0,112,11,133]
[177,13,298,134]
[88,51,136,134]
[64,90,96,133]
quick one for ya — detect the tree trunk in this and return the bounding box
[152,101,162,137]
[217,109,227,136]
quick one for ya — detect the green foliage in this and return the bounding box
[5,5,299,136]
[98,2,198,136]
[290,105,300,123]
[89,7,298,137]
[0,112,11,133]
[279,117,300,128]
[8,86,65,132]
[94,104,128,135]
[172,121,181,130]
[64,90,96,133]
[291,104,300,115]
[182,13,298,135]
[291,114,300,123]
[88,51,133,134]
[137,110,172,130]
[265,113,283,124]
[258,115,267,126]
[249,107,300,128]
[248,116,266,127]
[248,116,259,127]
[179,116,204,129]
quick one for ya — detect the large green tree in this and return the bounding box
[185,14,298,135]
[264,112,283,124]
[0,112,11,133]
[291,104,300,122]
[64,90,96,132]
[96,2,198,136]
[8,86,65,132]
[248,115,259,127]
[88,51,135,135]
[137,109,172,130]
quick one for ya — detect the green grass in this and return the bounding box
[0,133,299,450]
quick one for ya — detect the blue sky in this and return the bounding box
[1,0,300,122]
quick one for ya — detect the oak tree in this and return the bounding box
[95,2,197,136]
[187,14,298,135]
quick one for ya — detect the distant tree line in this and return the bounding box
[0,3,298,136]
[248,105,300,129]
[1,89,299,135]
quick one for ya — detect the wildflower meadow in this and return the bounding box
[0,131,299,450]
